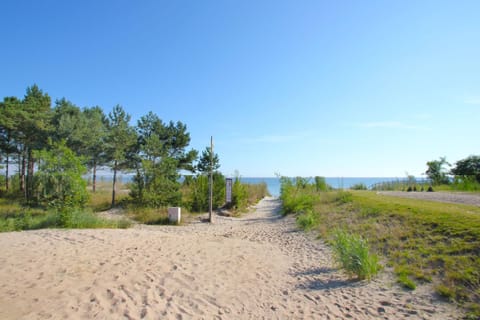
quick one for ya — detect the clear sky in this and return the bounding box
[1,0,479,177]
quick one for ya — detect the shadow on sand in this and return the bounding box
[294,267,364,290]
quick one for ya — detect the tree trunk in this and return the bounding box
[111,160,117,208]
[5,153,9,191]
[20,149,26,198]
[27,149,35,201]
[92,159,97,193]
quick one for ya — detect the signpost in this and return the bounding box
[209,136,214,223]
[226,178,233,204]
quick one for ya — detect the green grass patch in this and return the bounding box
[331,229,380,280]
[296,210,318,231]
[0,197,131,232]
[127,206,173,225]
[304,190,480,316]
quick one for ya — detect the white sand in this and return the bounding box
[0,197,461,319]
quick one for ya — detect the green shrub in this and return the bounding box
[231,177,248,210]
[350,183,368,190]
[314,176,330,191]
[296,210,318,231]
[33,141,89,209]
[331,229,380,280]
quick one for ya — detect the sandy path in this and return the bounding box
[0,197,461,319]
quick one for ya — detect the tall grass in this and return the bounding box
[87,181,130,212]
[279,176,480,317]
[316,191,480,317]
[0,196,131,232]
[126,206,171,225]
[331,229,380,280]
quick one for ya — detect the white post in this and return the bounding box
[168,207,181,224]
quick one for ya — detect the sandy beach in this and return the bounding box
[0,197,461,319]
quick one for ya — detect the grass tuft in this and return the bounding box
[331,229,381,280]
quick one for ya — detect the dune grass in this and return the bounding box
[87,181,130,212]
[297,190,480,317]
[331,228,380,280]
[0,183,132,232]
[126,206,172,225]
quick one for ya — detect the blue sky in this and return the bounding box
[1,0,479,177]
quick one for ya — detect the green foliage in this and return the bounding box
[350,183,368,190]
[279,176,317,215]
[314,176,329,191]
[425,157,450,185]
[397,273,417,290]
[182,173,225,212]
[231,177,248,210]
[308,190,480,316]
[33,141,88,209]
[335,191,353,204]
[131,157,182,208]
[451,155,480,184]
[131,112,196,208]
[296,210,318,231]
[106,105,137,207]
[0,199,129,232]
[127,206,170,225]
[451,176,480,191]
[196,147,220,174]
[245,182,270,205]
[331,229,380,280]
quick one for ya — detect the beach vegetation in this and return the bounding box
[32,140,89,209]
[451,155,480,184]
[129,111,197,208]
[280,176,319,215]
[105,105,137,208]
[350,183,368,190]
[182,173,225,212]
[127,205,171,225]
[296,209,318,231]
[331,229,380,280]
[279,175,480,316]
[425,156,450,185]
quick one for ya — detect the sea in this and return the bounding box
[103,175,413,198]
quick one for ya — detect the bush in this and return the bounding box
[231,177,248,210]
[314,176,330,191]
[331,229,380,280]
[350,183,368,190]
[33,141,89,209]
[296,210,318,231]
[182,173,226,212]
[280,176,317,215]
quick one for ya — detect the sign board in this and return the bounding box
[226,178,233,203]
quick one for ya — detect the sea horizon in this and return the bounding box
[92,174,427,197]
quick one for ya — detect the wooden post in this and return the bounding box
[209,136,214,223]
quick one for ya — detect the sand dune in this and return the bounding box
[0,197,461,319]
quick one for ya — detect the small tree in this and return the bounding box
[197,147,220,174]
[105,105,137,207]
[425,157,450,185]
[33,140,88,209]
